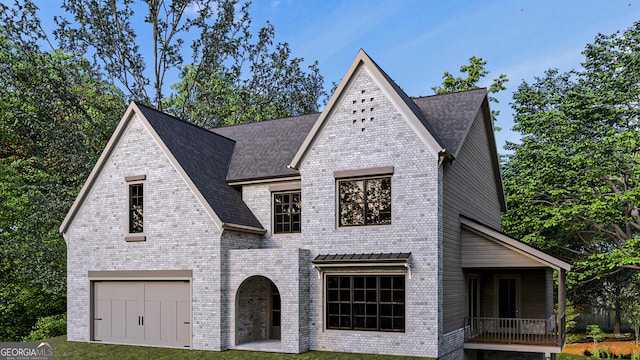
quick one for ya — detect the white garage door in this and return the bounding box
[93,281,191,348]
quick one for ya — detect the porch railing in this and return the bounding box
[464,313,565,346]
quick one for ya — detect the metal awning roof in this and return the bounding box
[313,252,411,264]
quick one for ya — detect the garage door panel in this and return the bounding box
[177,300,190,344]
[94,299,110,341]
[110,299,126,338]
[93,281,190,348]
[144,300,161,341]
[160,300,177,342]
[125,299,140,340]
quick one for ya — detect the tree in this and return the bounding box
[501,21,640,318]
[0,2,126,340]
[624,301,640,346]
[432,56,508,128]
[586,324,604,346]
[55,0,326,126]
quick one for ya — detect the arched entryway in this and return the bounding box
[235,275,281,350]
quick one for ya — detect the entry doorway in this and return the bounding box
[269,283,281,339]
[495,275,520,331]
[235,276,282,346]
[497,276,519,318]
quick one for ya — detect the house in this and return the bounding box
[60,50,571,360]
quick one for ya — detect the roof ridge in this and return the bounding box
[411,87,488,101]
[208,111,322,131]
[133,101,236,143]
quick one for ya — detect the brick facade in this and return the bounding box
[63,52,552,358]
[65,116,224,350]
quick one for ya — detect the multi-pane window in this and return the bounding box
[129,183,144,233]
[326,275,405,332]
[338,177,391,226]
[273,192,301,233]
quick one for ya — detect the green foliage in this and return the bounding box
[502,21,640,307]
[622,297,640,345]
[566,300,579,333]
[55,0,326,126]
[0,1,125,340]
[0,0,325,341]
[22,314,66,342]
[587,324,605,346]
[432,56,508,128]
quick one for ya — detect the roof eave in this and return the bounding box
[221,222,266,234]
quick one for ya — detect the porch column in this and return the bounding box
[557,269,566,334]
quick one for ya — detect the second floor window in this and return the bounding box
[273,192,301,233]
[338,177,391,226]
[129,183,144,233]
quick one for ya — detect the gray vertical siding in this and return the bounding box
[441,105,503,333]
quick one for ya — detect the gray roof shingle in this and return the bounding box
[135,102,263,230]
[413,88,487,157]
[214,89,487,182]
[211,114,319,182]
[365,52,446,149]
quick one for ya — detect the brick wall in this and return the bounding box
[66,63,466,357]
[64,115,224,350]
[228,248,310,353]
[298,67,442,357]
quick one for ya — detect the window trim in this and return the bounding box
[323,272,406,333]
[333,166,394,179]
[336,175,392,227]
[125,175,146,241]
[272,190,301,234]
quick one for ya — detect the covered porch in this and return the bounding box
[459,217,572,356]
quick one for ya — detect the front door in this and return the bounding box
[269,283,281,340]
[496,275,519,332]
[498,277,517,318]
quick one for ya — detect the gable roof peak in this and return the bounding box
[289,49,448,169]
[60,101,264,235]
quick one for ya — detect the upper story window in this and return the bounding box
[125,175,145,240]
[273,192,301,233]
[129,183,144,233]
[338,176,391,227]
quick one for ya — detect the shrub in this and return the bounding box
[600,347,612,358]
[21,314,66,342]
[588,324,605,346]
[632,351,640,360]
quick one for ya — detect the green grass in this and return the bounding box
[47,336,434,359]
[557,354,590,359]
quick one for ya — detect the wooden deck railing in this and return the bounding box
[464,314,565,346]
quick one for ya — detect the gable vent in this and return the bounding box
[348,88,376,131]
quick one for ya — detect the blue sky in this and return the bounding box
[32,1,639,151]
[245,0,638,151]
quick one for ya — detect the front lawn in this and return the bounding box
[47,336,433,359]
